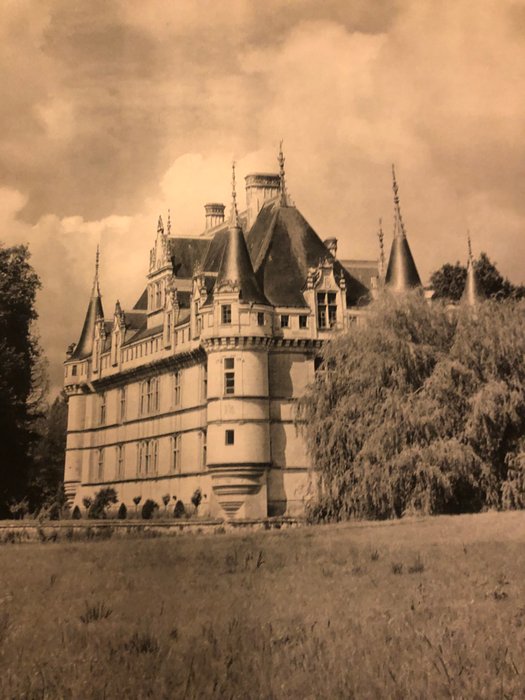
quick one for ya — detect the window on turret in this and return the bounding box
[257,312,265,326]
[200,430,207,467]
[119,387,126,422]
[280,314,289,328]
[221,304,232,324]
[224,358,235,395]
[201,364,207,402]
[72,364,77,376]
[97,448,104,481]
[225,430,235,446]
[99,393,106,425]
[317,292,337,329]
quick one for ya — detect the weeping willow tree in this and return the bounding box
[296,294,525,521]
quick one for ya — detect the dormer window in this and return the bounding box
[317,292,337,329]
[221,304,232,324]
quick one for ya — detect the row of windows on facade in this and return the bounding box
[89,429,237,482]
[94,361,250,425]
[219,292,337,329]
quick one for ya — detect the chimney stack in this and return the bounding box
[324,237,338,258]
[245,173,281,229]
[204,203,225,230]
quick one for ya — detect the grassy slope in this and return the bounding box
[1,512,525,698]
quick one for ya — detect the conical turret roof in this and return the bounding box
[215,164,270,305]
[461,236,484,306]
[70,247,104,359]
[384,165,422,293]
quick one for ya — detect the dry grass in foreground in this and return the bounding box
[1,511,525,698]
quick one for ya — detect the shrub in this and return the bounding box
[72,505,81,520]
[191,488,202,511]
[117,503,127,520]
[88,488,118,520]
[80,601,113,624]
[173,500,186,519]
[141,499,159,520]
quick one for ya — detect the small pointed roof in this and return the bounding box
[461,234,484,306]
[70,246,104,359]
[384,165,422,293]
[215,163,270,305]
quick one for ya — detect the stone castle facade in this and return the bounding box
[63,155,424,520]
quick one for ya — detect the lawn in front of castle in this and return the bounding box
[1,511,525,698]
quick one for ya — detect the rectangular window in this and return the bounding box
[171,434,181,472]
[201,364,208,402]
[119,387,126,422]
[154,377,160,412]
[140,381,147,415]
[155,282,162,309]
[99,393,106,425]
[137,442,144,476]
[225,429,235,446]
[299,314,308,329]
[201,430,207,468]
[97,448,104,481]
[145,440,151,474]
[116,444,124,479]
[221,304,232,324]
[280,314,289,328]
[173,371,181,406]
[328,292,337,327]
[317,292,327,329]
[257,312,265,326]
[72,364,77,376]
[152,440,158,475]
[224,358,235,395]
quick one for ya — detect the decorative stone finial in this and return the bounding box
[278,140,289,206]
[378,218,385,278]
[230,161,239,227]
[157,215,164,235]
[392,164,406,239]
[167,209,171,236]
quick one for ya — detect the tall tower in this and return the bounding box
[63,247,104,504]
[202,164,274,519]
[385,165,422,293]
[461,234,484,306]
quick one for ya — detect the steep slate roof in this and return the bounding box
[384,166,422,293]
[341,259,379,291]
[246,200,370,307]
[71,293,104,360]
[132,288,148,310]
[168,237,210,278]
[215,219,269,305]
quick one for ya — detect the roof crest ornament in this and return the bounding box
[230,160,239,227]
[167,209,172,236]
[92,244,101,297]
[392,163,406,239]
[467,230,473,261]
[157,214,164,235]
[377,218,385,279]
[278,140,289,206]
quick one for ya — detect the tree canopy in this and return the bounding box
[297,294,525,521]
[0,244,43,516]
[430,252,525,301]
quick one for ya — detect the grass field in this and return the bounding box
[1,512,525,698]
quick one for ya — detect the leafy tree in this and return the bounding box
[0,243,43,517]
[30,392,68,509]
[297,294,525,521]
[430,252,525,301]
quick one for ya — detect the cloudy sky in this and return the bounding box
[2,0,525,394]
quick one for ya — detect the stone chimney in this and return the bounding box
[204,203,225,230]
[324,237,338,258]
[245,173,281,230]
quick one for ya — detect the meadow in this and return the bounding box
[1,512,525,699]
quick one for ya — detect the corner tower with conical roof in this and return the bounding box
[63,247,105,503]
[384,165,422,293]
[201,163,273,518]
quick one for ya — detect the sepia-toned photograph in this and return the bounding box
[1,0,525,697]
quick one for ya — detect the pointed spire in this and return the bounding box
[167,209,171,236]
[384,165,422,293]
[377,218,385,279]
[216,166,269,305]
[157,215,164,235]
[278,140,289,206]
[230,161,239,227]
[70,246,104,359]
[461,232,484,306]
